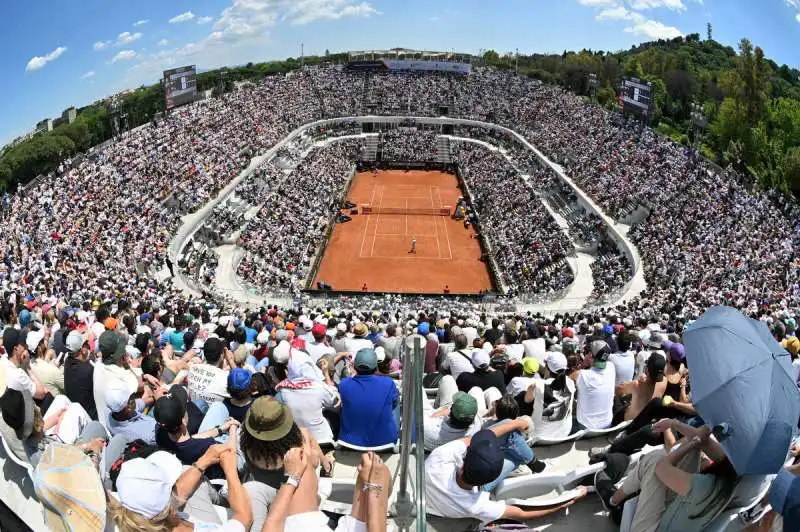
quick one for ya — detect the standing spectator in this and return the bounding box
[63,329,97,420]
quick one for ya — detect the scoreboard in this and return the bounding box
[619,77,653,120]
[163,65,197,110]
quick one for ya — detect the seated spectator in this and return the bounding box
[608,331,636,385]
[106,379,160,444]
[375,346,401,376]
[507,357,541,397]
[27,328,65,396]
[456,350,506,394]
[572,340,615,432]
[187,337,229,403]
[425,427,586,522]
[93,330,140,430]
[224,368,254,423]
[241,396,333,487]
[63,328,97,420]
[595,421,739,531]
[444,334,475,380]
[263,340,291,396]
[345,323,373,354]
[275,350,339,444]
[305,323,335,363]
[108,429,252,531]
[338,349,399,447]
[2,327,51,409]
[423,390,481,451]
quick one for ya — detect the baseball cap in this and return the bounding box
[3,327,28,356]
[114,457,173,519]
[0,387,35,439]
[522,357,540,376]
[18,309,32,328]
[769,468,800,532]
[66,330,88,354]
[561,327,574,338]
[662,340,686,362]
[417,322,430,335]
[648,332,665,350]
[375,346,387,363]
[471,350,490,369]
[228,368,253,393]
[153,394,186,432]
[590,340,610,368]
[244,397,294,442]
[25,329,45,353]
[354,348,378,372]
[272,340,291,364]
[105,380,134,413]
[450,391,478,423]
[646,353,666,382]
[34,443,106,532]
[462,430,504,486]
[99,331,127,364]
[544,351,568,373]
[311,323,327,338]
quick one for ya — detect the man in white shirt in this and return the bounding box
[187,337,229,403]
[443,335,475,380]
[2,327,48,400]
[345,323,373,355]
[305,324,335,363]
[93,330,140,430]
[425,425,585,522]
[574,340,616,431]
[608,331,636,386]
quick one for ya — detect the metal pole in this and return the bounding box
[393,335,416,531]
[515,48,519,75]
[301,43,304,67]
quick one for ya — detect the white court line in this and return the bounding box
[436,187,454,259]
[359,185,379,258]
[370,233,436,238]
[430,186,442,259]
[369,186,384,257]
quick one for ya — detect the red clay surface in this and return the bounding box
[313,170,493,294]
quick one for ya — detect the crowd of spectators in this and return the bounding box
[379,129,438,161]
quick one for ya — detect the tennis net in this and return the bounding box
[361,206,451,216]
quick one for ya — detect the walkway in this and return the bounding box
[213,244,293,308]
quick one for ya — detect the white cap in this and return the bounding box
[66,330,88,353]
[471,350,490,368]
[375,346,386,363]
[114,458,173,519]
[105,380,133,413]
[26,330,45,353]
[544,351,568,373]
[337,323,347,332]
[256,331,270,345]
[273,340,291,364]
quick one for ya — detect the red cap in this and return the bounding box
[24,300,37,310]
[311,323,327,337]
[561,327,574,338]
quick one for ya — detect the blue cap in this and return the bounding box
[603,325,614,335]
[228,368,253,392]
[354,348,377,372]
[462,430,504,486]
[19,309,31,328]
[769,469,800,531]
[417,322,430,335]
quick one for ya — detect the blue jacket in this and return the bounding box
[338,374,399,447]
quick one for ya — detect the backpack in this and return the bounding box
[470,519,536,532]
[108,439,162,491]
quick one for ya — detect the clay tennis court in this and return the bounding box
[313,170,494,294]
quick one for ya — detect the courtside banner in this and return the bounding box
[382,60,471,74]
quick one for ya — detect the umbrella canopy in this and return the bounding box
[684,306,800,475]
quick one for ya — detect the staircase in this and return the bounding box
[360,73,371,115]
[363,134,379,162]
[436,136,452,164]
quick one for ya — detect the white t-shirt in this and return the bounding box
[305,340,335,363]
[576,364,616,430]
[608,351,636,385]
[344,337,373,356]
[187,364,229,403]
[1,357,36,395]
[445,350,475,380]
[461,327,479,346]
[507,375,541,397]
[504,343,525,362]
[425,439,507,522]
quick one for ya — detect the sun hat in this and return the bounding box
[462,430,504,486]
[521,357,540,376]
[450,391,478,423]
[244,397,295,442]
[33,443,106,532]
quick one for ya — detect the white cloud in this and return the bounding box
[169,11,196,23]
[577,0,617,6]
[93,40,111,50]
[25,46,67,72]
[429,16,440,21]
[81,70,95,79]
[284,0,381,25]
[624,18,683,39]
[629,0,687,11]
[158,39,170,47]
[133,19,149,26]
[111,50,138,63]
[596,6,634,20]
[797,12,800,22]
[116,31,143,45]
[198,16,214,24]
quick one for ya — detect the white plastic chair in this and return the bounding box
[0,433,34,478]
[581,420,632,439]
[335,440,399,453]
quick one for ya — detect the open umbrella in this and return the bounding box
[684,306,800,475]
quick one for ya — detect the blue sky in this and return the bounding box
[1,0,799,146]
